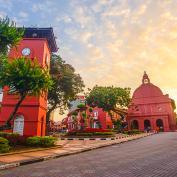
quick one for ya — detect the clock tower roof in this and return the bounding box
[19,27,58,53]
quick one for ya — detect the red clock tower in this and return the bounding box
[0,28,58,136]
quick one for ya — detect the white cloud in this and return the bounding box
[0,11,6,18]
[19,11,28,18]
[56,15,72,23]
[2,0,177,105]
[103,8,130,18]
[91,0,112,13]
[62,0,177,103]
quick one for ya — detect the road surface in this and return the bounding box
[1,132,177,177]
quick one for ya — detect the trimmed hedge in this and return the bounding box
[0,132,19,138]
[26,136,57,147]
[0,137,10,153]
[67,131,114,137]
[76,133,93,136]
[69,128,111,134]
[94,132,114,136]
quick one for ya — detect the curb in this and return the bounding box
[0,133,155,170]
[60,137,116,140]
[60,135,134,141]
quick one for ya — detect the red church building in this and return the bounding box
[0,28,58,136]
[127,72,176,132]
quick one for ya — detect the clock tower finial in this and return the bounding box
[142,71,150,84]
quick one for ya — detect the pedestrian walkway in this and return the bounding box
[0,133,154,170]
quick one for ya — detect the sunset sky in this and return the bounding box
[0,0,177,120]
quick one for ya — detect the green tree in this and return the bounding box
[171,99,176,110]
[113,119,122,131]
[0,16,24,74]
[47,54,85,123]
[0,57,52,129]
[86,86,131,116]
[0,16,23,55]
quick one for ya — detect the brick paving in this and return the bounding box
[1,132,177,177]
[0,134,142,166]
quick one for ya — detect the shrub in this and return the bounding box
[26,137,40,146]
[131,129,142,134]
[67,131,77,136]
[83,128,111,133]
[77,104,85,109]
[76,133,93,136]
[93,132,114,136]
[72,111,78,116]
[0,137,10,153]
[82,112,86,118]
[67,128,112,135]
[66,130,115,137]
[26,136,57,147]
[89,108,93,112]
[39,137,57,147]
[0,132,19,146]
[0,132,20,138]
[123,129,142,135]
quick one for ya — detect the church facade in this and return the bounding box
[127,72,176,132]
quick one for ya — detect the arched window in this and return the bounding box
[144,119,151,130]
[131,120,139,130]
[156,119,164,131]
[13,115,24,135]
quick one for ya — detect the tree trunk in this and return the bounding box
[110,108,127,132]
[46,104,57,123]
[0,94,26,130]
[6,94,26,126]
[46,104,57,134]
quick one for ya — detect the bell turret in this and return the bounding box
[142,71,150,84]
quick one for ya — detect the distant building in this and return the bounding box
[64,96,123,131]
[61,117,68,130]
[127,72,176,132]
[50,120,62,132]
[69,95,85,112]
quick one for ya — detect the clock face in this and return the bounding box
[22,48,31,56]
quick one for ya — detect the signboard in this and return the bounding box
[0,87,3,102]
[13,115,24,135]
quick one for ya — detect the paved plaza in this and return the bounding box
[1,132,177,177]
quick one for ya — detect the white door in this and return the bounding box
[0,87,3,102]
[94,122,99,128]
[13,115,24,135]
